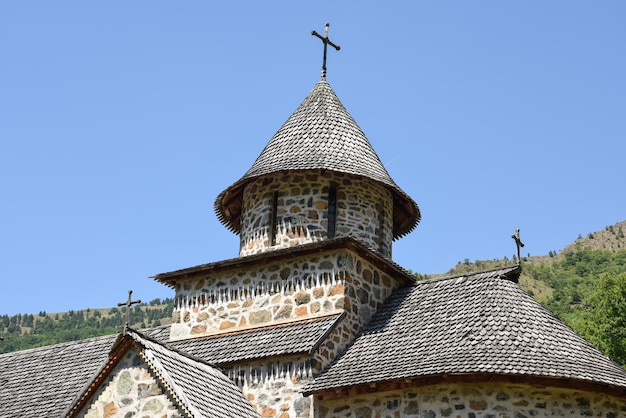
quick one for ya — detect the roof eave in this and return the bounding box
[152,236,416,286]
[215,170,421,239]
[304,372,626,399]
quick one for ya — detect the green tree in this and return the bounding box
[580,272,626,366]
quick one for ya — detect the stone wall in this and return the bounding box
[224,355,315,418]
[315,382,626,418]
[239,172,393,258]
[170,249,402,342]
[79,348,183,418]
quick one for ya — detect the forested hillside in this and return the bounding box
[0,298,173,354]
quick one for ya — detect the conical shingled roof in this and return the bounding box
[215,80,420,239]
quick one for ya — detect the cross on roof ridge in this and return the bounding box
[511,228,525,265]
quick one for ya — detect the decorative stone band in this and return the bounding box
[224,356,317,417]
[224,359,316,389]
[170,270,348,339]
[173,270,346,312]
[240,220,326,257]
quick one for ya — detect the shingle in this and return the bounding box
[304,266,626,394]
[0,327,172,418]
[214,81,420,239]
[128,329,258,418]
[0,334,116,418]
[0,314,341,417]
[169,313,344,365]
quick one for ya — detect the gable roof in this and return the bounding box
[0,313,343,417]
[66,328,258,418]
[304,266,626,397]
[0,333,117,418]
[214,80,420,239]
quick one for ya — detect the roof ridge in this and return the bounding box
[126,327,219,368]
[135,329,258,418]
[0,332,116,357]
[417,264,522,285]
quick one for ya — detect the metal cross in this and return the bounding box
[311,23,341,80]
[511,228,525,265]
[117,289,141,331]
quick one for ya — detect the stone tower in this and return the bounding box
[164,76,420,340]
[156,75,422,416]
[215,80,420,259]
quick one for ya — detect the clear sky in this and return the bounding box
[1,2,625,316]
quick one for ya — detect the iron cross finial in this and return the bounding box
[511,228,525,265]
[117,289,141,333]
[311,22,341,80]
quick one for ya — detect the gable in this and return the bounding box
[66,329,258,418]
[77,346,183,418]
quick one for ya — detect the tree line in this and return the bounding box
[0,298,173,354]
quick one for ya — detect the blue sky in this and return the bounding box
[1,2,625,315]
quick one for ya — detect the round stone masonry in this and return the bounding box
[316,382,626,418]
[239,171,394,258]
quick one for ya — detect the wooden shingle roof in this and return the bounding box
[0,333,117,417]
[64,328,257,418]
[304,266,626,397]
[0,314,343,417]
[215,80,420,239]
[140,329,258,417]
[169,313,344,365]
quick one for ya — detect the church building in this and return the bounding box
[2,26,626,418]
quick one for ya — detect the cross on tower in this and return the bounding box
[511,228,525,265]
[311,23,341,80]
[117,289,141,332]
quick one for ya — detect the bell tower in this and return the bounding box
[158,27,422,416]
[215,79,419,258]
[215,23,419,259]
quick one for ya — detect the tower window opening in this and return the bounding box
[377,202,387,254]
[327,183,337,238]
[270,192,278,246]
